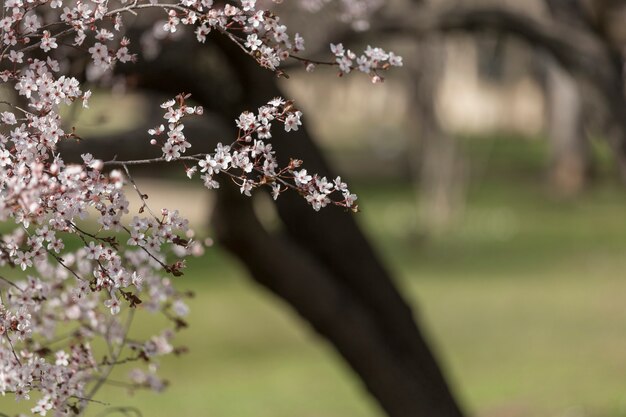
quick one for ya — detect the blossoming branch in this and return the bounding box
[0,0,402,415]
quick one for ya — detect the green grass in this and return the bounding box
[85,179,626,417]
[5,137,626,417]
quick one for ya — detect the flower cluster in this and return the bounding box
[147,96,201,161]
[0,0,398,415]
[331,43,403,81]
[0,57,198,412]
[143,95,357,210]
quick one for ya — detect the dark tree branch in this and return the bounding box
[212,185,459,417]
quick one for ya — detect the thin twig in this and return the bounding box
[5,333,22,366]
[0,275,23,292]
[79,309,135,415]
[122,164,159,220]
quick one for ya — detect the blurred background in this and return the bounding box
[6,0,626,416]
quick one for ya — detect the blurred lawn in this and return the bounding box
[96,178,626,417]
[4,136,626,417]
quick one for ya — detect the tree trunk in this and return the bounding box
[213,185,463,417]
[545,58,590,195]
[410,37,466,236]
